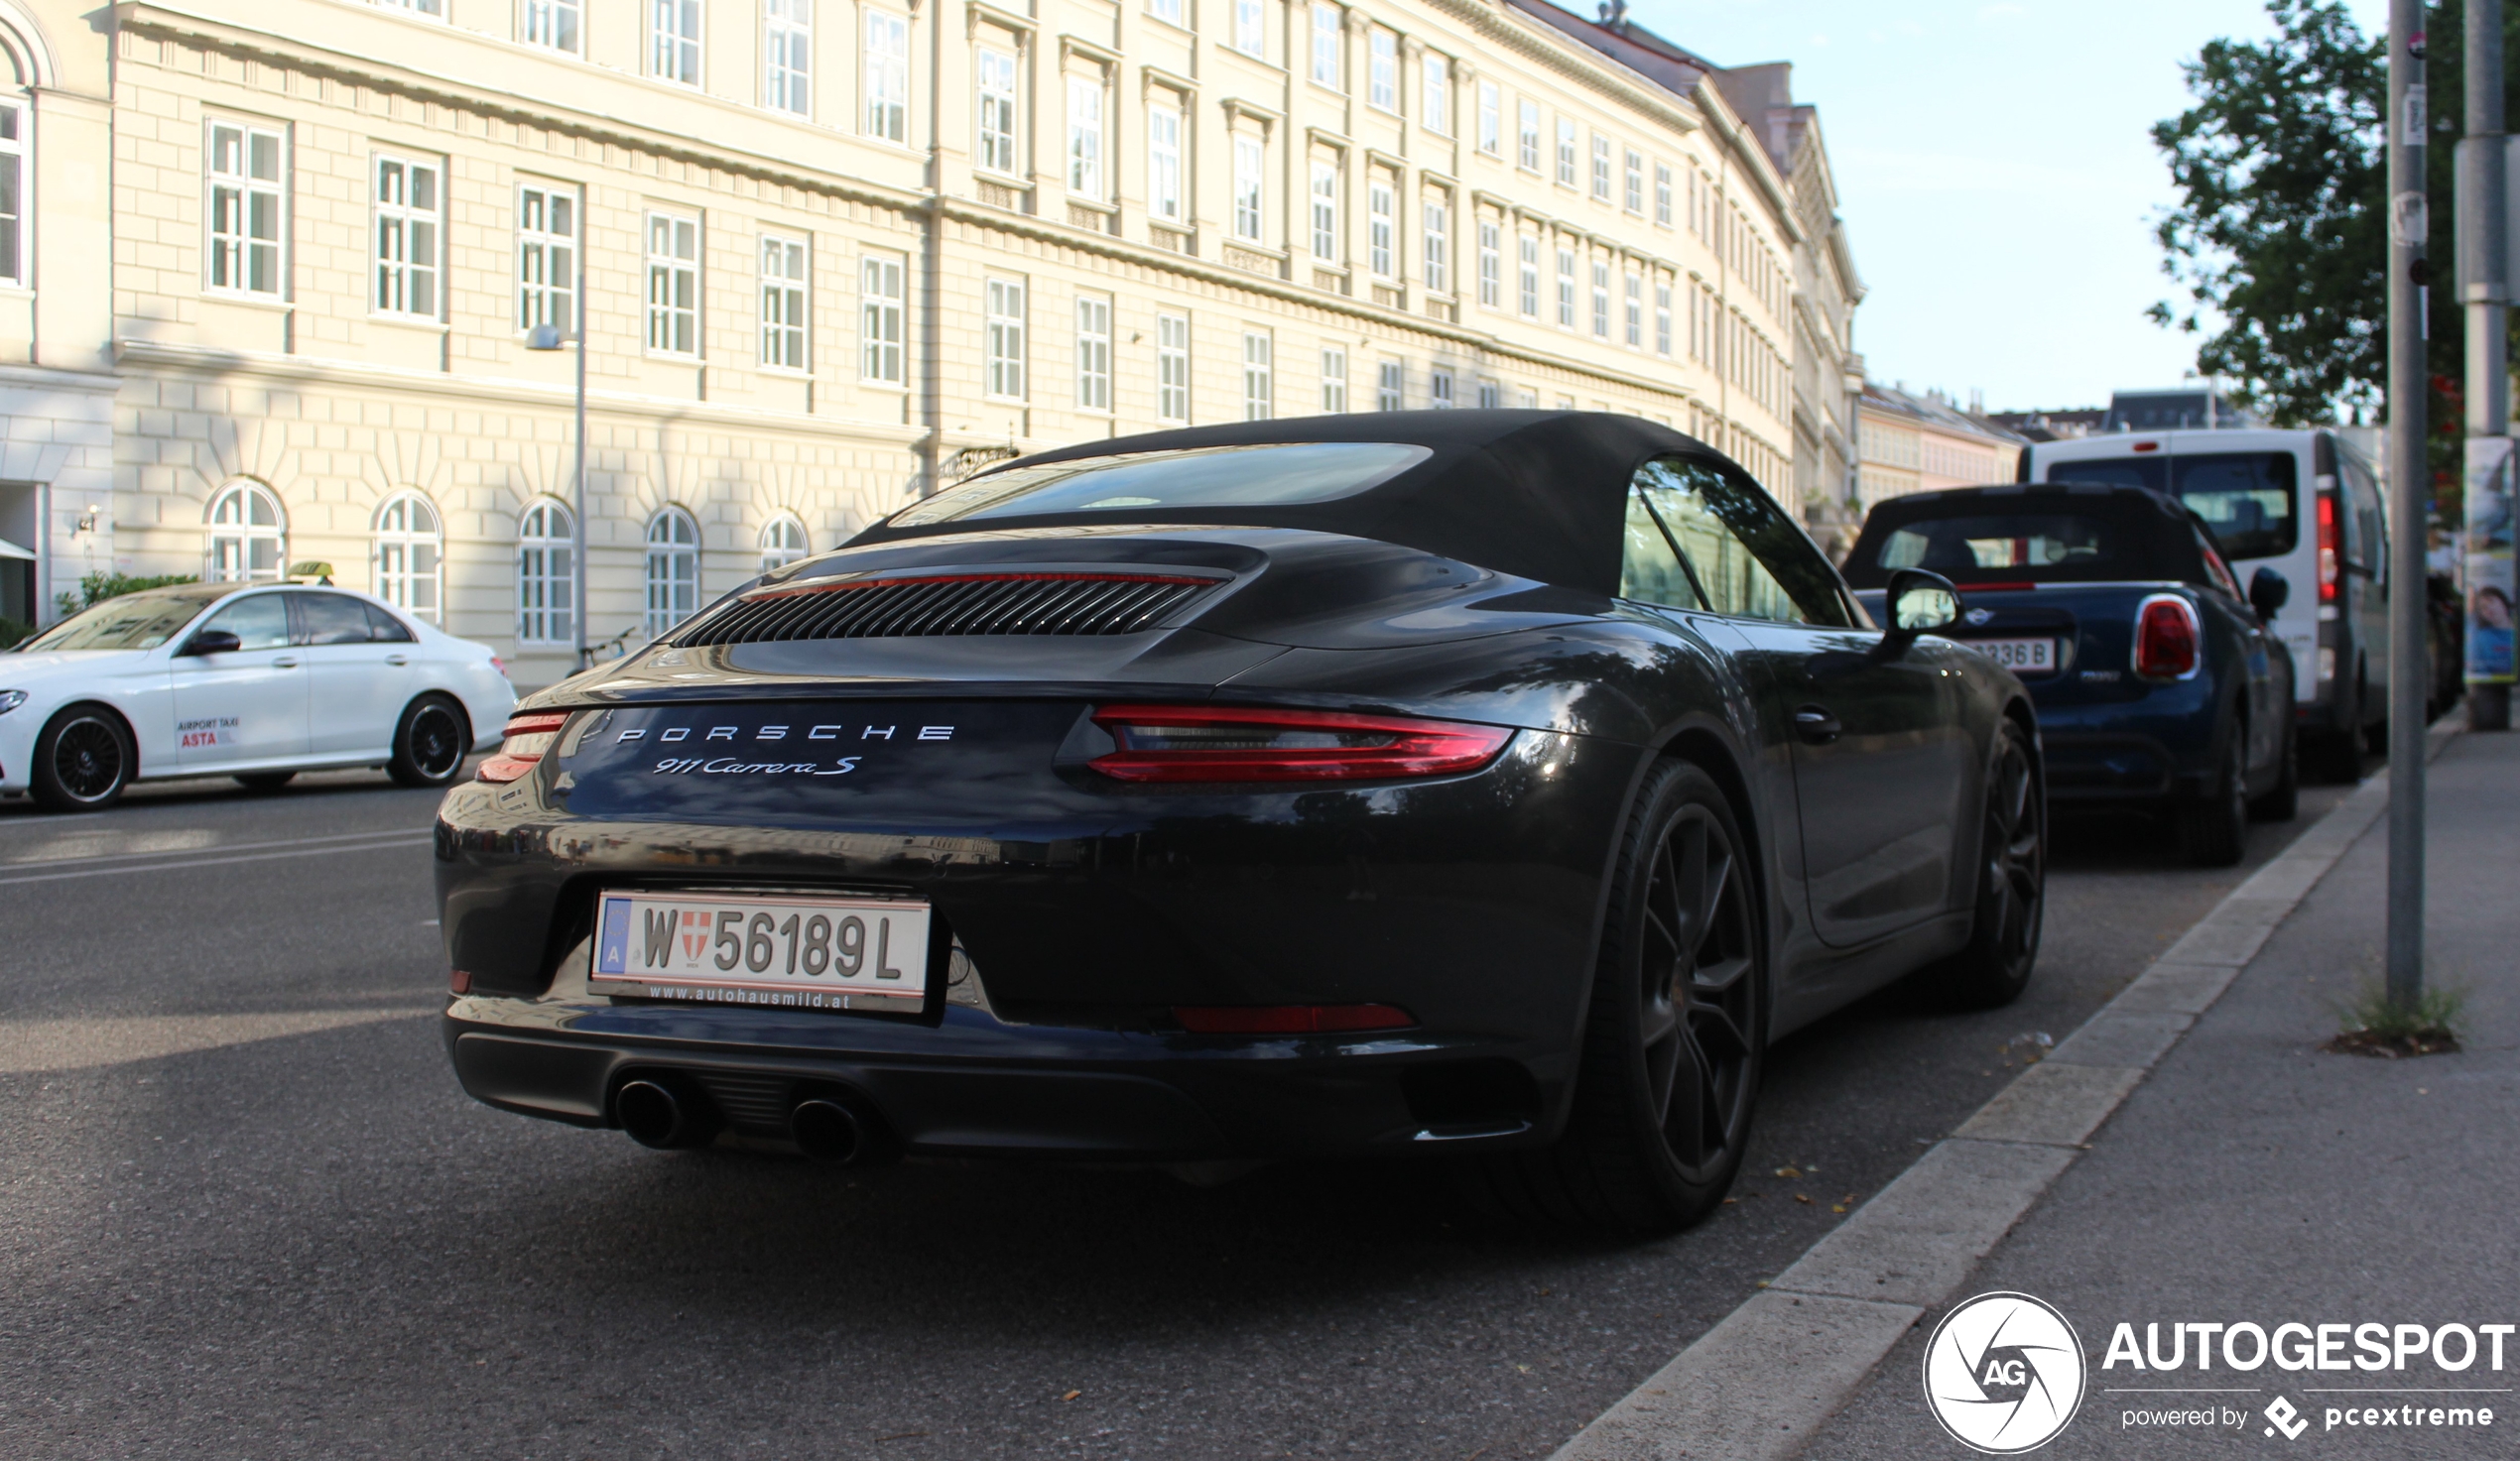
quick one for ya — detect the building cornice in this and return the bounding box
[1422,0,1700,143]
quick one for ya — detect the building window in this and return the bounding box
[861,252,905,383]
[864,9,909,142]
[1476,219,1499,308]
[652,0,701,85]
[1234,0,1265,57]
[1147,0,1183,25]
[1368,31,1397,111]
[1515,387,1538,409]
[1310,160,1338,259]
[760,515,809,571]
[1147,102,1184,220]
[1311,3,1340,84]
[207,121,286,298]
[1232,135,1264,241]
[373,155,441,318]
[1430,367,1452,408]
[1069,76,1105,197]
[1624,270,1642,347]
[206,481,287,583]
[1591,259,1610,337]
[985,277,1026,399]
[523,0,581,53]
[516,499,573,644]
[1517,234,1538,317]
[1591,134,1611,201]
[976,49,1019,174]
[1376,359,1403,412]
[1654,163,1673,226]
[1518,99,1541,172]
[764,0,812,114]
[1624,149,1643,213]
[517,183,576,333]
[1075,294,1112,411]
[375,0,445,16]
[1422,55,1450,134]
[1421,195,1448,295]
[1242,331,1272,420]
[1157,311,1190,423]
[760,234,808,370]
[1555,118,1575,185]
[1477,81,1500,156]
[644,507,701,639]
[1655,280,1672,356]
[1555,247,1575,327]
[372,492,442,623]
[0,104,24,287]
[645,212,699,355]
[1476,378,1500,410]
[1321,346,1347,412]
[1368,176,1394,278]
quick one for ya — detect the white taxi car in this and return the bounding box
[1,582,514,810]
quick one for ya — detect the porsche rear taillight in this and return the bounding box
[1088,704,1513,783]
[2132,596,2201,680]
[2317,493,2340,604]
[477,712,569,784]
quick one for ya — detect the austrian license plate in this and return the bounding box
[1969,637,2058,674]
[589,890,933,1011]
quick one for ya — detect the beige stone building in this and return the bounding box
[0,0,1848,682]
[1842,381,2028,552]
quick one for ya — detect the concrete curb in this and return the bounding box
[1547,718,2460,1461]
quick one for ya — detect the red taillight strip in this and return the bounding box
[1088,704,1513,784]
[1173,1004,1417,1035]
[477,711,571,785]
[2317,493,2340,604]
[745,571,1219,600]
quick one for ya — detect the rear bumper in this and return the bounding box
[2038,729,2216,803]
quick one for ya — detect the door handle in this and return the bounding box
[385,654,411,667]
[1792,705,1841,745]
[272,656,301,669]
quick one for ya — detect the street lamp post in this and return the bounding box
[526,238,590,672]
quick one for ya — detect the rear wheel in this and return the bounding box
[234,771,297,792]
[2248,717,2298,823]
[2178,724,2248,867]
[1459,760,1762,1233]
[32,706,134,812]
[387,694,469,789]
[1932,719,2044,1009]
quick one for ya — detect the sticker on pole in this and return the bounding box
[2467,436,2515,685]
[1923,1290,2087,1453]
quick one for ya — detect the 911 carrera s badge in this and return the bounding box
[650,756,864,777]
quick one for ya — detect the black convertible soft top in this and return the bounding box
[845,411,1717,597]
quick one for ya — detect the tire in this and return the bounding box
[2247,716,2298,823]
[1457,760,1763,1233]
[387,694,470,789]
[31,705,134,812]
[1931,719,2045,1009]
[2178,723,2248,868]
[234,771,297,792]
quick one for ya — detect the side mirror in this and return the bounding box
[179,629,242,657]
[2248,565,2290,622]
[1876,568,1959,659]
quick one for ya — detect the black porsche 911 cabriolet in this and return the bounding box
[437,412,2043,1231]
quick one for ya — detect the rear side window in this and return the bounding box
[1632,458,1848,626]
[364,602,416,643]
[2047,451,2298,559]
[1618,487,1703,610]
[292,592,373,645]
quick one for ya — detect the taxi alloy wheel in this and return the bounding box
[389,695,469,789]
[34,707,134,811]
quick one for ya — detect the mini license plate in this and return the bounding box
[590,890,932,1010]
[1968,637,2058,674]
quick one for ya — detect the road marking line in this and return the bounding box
[1548,718,2460,1461]
[0,834,434,886]
[1,825,437,868]
[0,1007,439,1074]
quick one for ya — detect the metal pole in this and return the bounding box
[2386,0,2429,1011]
[571,219,590,673]
[2467,0,2515,733]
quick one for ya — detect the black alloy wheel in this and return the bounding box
[388,695,469,789]
[1459,759,1764,1232]
[1934,718,2044,1008]
[32,707,134,811]
[2179,723,2249,868]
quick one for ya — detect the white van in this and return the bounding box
[2020,428,2387,775]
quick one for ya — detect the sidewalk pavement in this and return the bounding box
[1802,727,2520,1459]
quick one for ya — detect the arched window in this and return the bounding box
[644,506,700,638]
[516,499,573,645]
[372,491,442,622]
[759,514,809,572]
[206,481,286,582]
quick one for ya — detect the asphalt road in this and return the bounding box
[0,762,2363,1460]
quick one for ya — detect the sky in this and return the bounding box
[1624,0,2393,414]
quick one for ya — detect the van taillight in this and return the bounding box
[2133,597,2201,680]
[2317,494,2339,603]
[477,712,569,784]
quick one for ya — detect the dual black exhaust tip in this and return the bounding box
[612,1077,875,1164]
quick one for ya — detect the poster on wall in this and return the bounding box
[2466,435,2515,684]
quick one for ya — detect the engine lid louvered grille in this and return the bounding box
[675,571,1224,646]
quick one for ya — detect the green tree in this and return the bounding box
[53,569,197,619]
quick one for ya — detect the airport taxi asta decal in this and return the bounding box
[610,719,957,778]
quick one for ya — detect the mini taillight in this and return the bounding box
[2317,493,2339,604]
[2133,596,2201,680]
[1173,1004,1417,1034]
[477,711,569,784]
[1088,704,1513,783]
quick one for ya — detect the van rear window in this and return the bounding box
[2043,451,2297,559]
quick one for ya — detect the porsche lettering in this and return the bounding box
[617,725,953,743]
